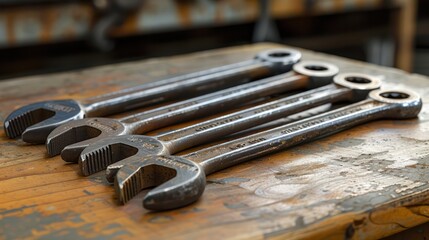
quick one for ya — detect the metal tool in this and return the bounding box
[47,61,338,161]
[82,72,381,178]
[113,89,422,210]
[4,48,300,143]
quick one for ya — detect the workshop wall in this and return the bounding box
[0,0,425,79]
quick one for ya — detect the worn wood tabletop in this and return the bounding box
[1,43,429,240]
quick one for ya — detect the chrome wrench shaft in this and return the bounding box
[48,61,338,161]
[85,72,381,179]
[114,89,422,210]
[5,48,300,143]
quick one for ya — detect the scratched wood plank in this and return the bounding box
[1,43,429,240]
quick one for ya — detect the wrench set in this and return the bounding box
[3,48,423,211]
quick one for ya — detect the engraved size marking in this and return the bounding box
[253,104,283,114]
[281,107,364,134]
[158,156,197,171]
[229,137,267,150]
[195,115,243,132]
[126,137,159,149]
[45,103,76,112]
[88,121,117,131]
[142,142,159,150]
[127,137,147,143]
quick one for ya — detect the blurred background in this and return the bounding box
[0,0,427,80]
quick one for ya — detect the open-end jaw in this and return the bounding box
[79,135,167,177]
[114,155,205,211]
[4,100,84,144]
[46,118,127,159]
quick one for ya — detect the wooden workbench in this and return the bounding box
[1,43,429,239]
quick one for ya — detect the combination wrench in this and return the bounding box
[112,88,422,210]
[4,48,300,143]
[80,72,381,178]
[47,61,338,161]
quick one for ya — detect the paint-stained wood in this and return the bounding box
[0,43,429,239]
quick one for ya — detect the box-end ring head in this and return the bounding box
[334,73,383,101]
[256,48,302,72]
[369,88,422,119]
[293,61,339,88]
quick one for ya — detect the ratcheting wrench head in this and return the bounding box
[80,135,166,177]
[114,155,205,210]
[46,118,127,159]
[4,100,84,144]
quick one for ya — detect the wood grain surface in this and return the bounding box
[1,43,429,240]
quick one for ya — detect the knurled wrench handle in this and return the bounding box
[185,90,422,175]
[80,49,301,117]
[156,84,351,153]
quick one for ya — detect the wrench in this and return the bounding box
[4,48,300,143]
[112,88,422,210]
[81,72,381,178]
[48,61,338,161]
